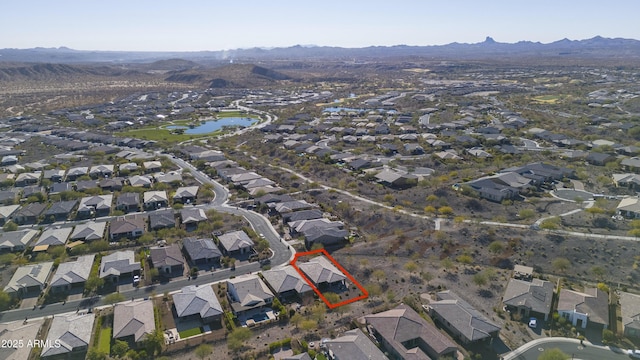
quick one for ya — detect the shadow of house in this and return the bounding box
[149,244,185,277]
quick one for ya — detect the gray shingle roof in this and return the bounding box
[41,313,95,357]
[182,237,222,261]
[429,290,501,342]
[173,285,223,319]
[217,230,254,252]
[297,256,346,285]
[325,328,389,360]
[50,255,95,287]
[70,221,106,241]
[150,245,184,267]
[503,278,554,316]
[99,250,140,278]
[34,227,72,247]
[4,261,54,293]
[262,265,312,295]
[113,300,155,342]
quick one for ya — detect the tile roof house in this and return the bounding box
[303,226,349,249]
[617,197,640,218]
[4,261,54,295]
[173,186,199,204]
[180,208,207,229]
[40,313,94,358]
[428,290,501,344]
[217,230,254,256]
[128,174,153,188]
[142,161,162,173]
[77,194,113,218]
[14,171,41,187]
[99,177,124,191]
[12,202,48,225]
[155,172,182,184]
[325,328,389,360]
[113,300,155,343]
[621,157,640,172]
[89,164,114,178]
[297,256,346,290]
[375,168,418,189]
[149,209,175,230]
[503,278,554,321]
[143,190,168,210]
[116,192,140,213]
[173,285,223,323]
[65,166,89,181]
[99,250,141,282]
[182,237,222,266]
[0,204,20,225]
[262,265,312,300]
[50,255,95,293]
[43,200,78,222]
[70,221,106,242]
[365,304,457,360]
[149,244,184,277]
[110,215,146,240]
[118,162,139,173]
[0,229,38,252]
[558,287,609,329]
[613,173,640,190]
[226,274,274,315]
[272,200,318,214]
[619,291,640,338]
[34,227,72,248]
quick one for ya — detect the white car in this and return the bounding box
[133,275,140,285]
[628,349,640,358]
[528,317,537,328]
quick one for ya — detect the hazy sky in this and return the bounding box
[2,0,639,51]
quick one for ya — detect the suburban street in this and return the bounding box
[503,338,630,360]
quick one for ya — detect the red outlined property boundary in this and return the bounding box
[290,248,368,309]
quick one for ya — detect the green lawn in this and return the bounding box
[97,326,112,354]
[178,327,203,339]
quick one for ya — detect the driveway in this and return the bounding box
[20,297,38,309]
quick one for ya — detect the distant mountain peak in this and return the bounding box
[484,36,496,44]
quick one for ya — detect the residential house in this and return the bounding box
[65,166,88,181]
[49,255,95,293]
[40,313,94,358]
[21,185,43,200]
[365,304,458,360]
[374,168,418,189]
[4,261,53,296]
[14,172,41,187]
[297,256,346,290]
[116,192,140,213]
[619,291,640,338]
[465,172,531,202]
[155,171,182,185]
[99,250,141,283]
[113,300,155,344]
[149,209,175,230]
[501,162,573,183]
[149,244,184,277]
[143,190,168,210]
[282,209,323,223]
[217,230,254,256]
[617,197,640,218]
[77,194,113,218]
[173,285,223,323]
[118,162,139,174]
[0,189,18,205]
[272,200,319,214]
[226,274,275,315]
[12,202,48,225]
[142,161,162,173]
[43,169,65,183]
[613,173,640,190]
[557,287,609,329]
[0,229,38,252]
[180,208,207,230]
[110,215,146,240]
[262,265,313,301]
[0,204,19,225]
[303,226,348,249]
[428,290,501,344]
[99,177,124,191]
[75,181,99,192]
[89,164,114,178]
[43,200,78,222]
[128,174,153,188]
[173,186,199,204]
[70,221,106,242]
[49,182,73,194]
[503,278,554,321]
[325,328,389,360]
[182,237,222,266]
[621,157,640,173]
[34,227,72,248]
[586,152,616,166]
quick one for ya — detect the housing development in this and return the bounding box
[0,36,639,360]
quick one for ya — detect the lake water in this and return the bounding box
[166,117,257,134]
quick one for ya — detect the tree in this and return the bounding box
[552,257,571,273]
[0,253,16,266]
[228,327,252,352]
[404,260,419,273]
[488,241,504,254]
[112,339,129,358]
[86,348,108,360]
[537,348,570,360]
[0,290,12,311]
[518,209,536,220]
[472,272,487,286]
[2,221,17,232]
[194,344,213,360]
[104,293,125,304]
[290,312,304,329]
[438,206,454,217]
[144,329,164,357]
[372,269,386,282]
[300,319,318,331]
[85,275,104,295]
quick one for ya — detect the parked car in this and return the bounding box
[133,275,140,286]
[627,349,640,358]
[528,317,537,328]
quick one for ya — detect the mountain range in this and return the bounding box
[1,36,639,64]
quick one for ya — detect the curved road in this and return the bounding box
[0,153,293,324]
[503,337,629,360]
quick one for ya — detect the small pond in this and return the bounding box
[166,117,257,134]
